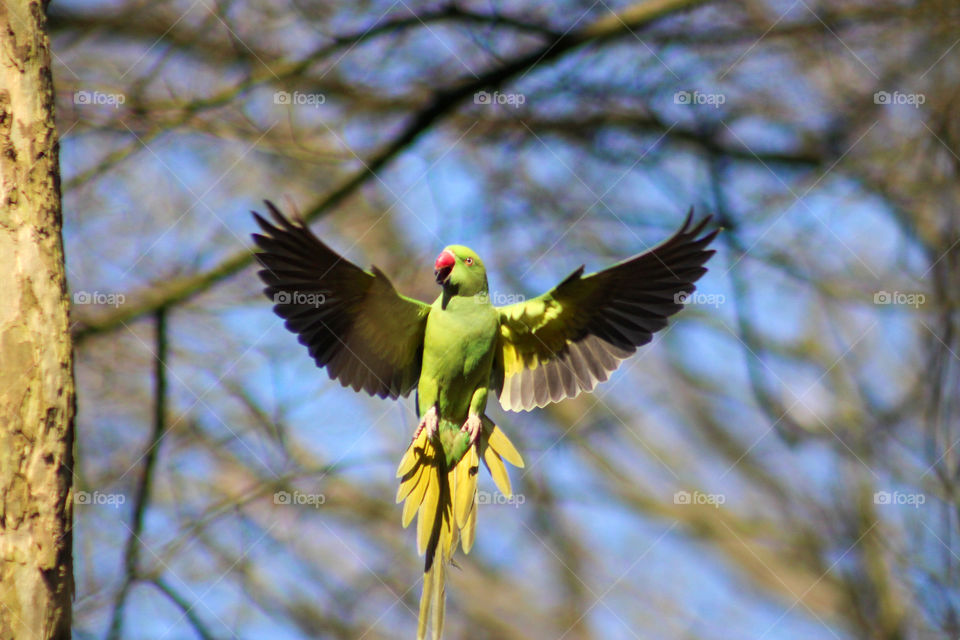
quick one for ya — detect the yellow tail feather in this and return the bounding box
[396,439,419,478]
[486,423,525,468]
[403,444,432,527]
[461,492,477,554]
[417,468,439,556]
[397,452,426,503]
[455,445,479,528]
[397,415,524,640]
[483,445,513,498]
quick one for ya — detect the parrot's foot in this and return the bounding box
[460,414,482,446]
[412,406,439,442]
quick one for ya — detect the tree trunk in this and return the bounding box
[0,1,75,639]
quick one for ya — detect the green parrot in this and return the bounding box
[251,201,717,639]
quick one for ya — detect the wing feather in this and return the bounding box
[252,201,430,398]
[495,210,718,411]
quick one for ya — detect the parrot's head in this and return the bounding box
[434,245,488,297]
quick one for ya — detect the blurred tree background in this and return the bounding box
[56,0,958,638]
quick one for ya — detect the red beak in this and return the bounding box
[434,250,455,285]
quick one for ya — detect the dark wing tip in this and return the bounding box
[686,212,713,238]
[557,265,586,288]
[700,226,721,245]
[263,199,300,233]
[250,233,273,252]
[251,210,280,239]
[264,199,283,220]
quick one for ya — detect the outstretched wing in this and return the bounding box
[495,210,718,411]
[252,201,431,398]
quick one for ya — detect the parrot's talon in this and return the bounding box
[461,414,482,446]
[413,406,439,443]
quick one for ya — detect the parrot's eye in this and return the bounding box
[464,257,474,266]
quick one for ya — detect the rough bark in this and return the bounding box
[0,1,75,639]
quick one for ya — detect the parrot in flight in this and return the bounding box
[251,201,717,639]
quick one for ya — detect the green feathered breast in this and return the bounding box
[435,419,471,468]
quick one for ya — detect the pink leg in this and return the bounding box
[412,406,439,442]
[461,414,482,446]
